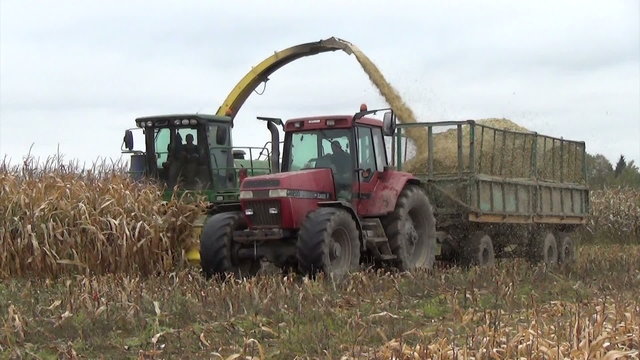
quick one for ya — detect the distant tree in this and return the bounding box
[586,153,613,188]
[611,160,640,188]
[586,153,640,189]
[614,155,626,177]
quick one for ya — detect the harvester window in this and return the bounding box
[154,128,171,169]
[151,126,208,189]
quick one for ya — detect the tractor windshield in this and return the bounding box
[283,129,354,198]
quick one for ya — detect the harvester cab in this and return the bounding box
[200,106,437,279]
[121,114,278,202]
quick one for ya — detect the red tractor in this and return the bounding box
[200,106,436,278]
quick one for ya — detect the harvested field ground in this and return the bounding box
[2,245,639,359]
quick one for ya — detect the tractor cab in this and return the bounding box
[122,114,278,202]
[280,107,397,203]
[239,106,400,225]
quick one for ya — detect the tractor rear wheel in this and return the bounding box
[530,231,558,265]
[464,232,495,267]
[297,208,360,280]
[200,212,259,279]
[557,232,576,265]
[382,185,436,271]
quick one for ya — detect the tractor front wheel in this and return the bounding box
[200,212,259,279]
[297,208,360,280]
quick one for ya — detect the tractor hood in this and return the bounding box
[240,168,335,195]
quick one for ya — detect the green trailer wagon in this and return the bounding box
[393,120,589,265]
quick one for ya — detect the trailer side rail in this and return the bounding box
[394,121,589,224]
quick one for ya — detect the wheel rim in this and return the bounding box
[406,208,427,265]
[481,246,490,265]
[546,245,554,260]
[406,223,418,253]
[543,234,557,264]
[561,238,574,263]
[329,227,350,273]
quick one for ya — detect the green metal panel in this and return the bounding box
[395,121,589,224]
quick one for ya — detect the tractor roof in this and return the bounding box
[284,115,383,132]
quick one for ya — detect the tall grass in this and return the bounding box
[0,156,202,278]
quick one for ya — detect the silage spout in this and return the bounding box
[317,37,355,56]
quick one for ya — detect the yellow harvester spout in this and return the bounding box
[215,37,355,124]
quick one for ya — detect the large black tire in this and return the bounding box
[297,208,360,279]
[200,212,259,279]
[382,185,436,271]
[530,231,558,265]
[557,232,576,265]
[464,232,495,267]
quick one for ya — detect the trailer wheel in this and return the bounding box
[200,212,259,279]
[382,185,436,271]
[557,232,576,265]
[530,231,558,265]
[297,208,360,280]
[464,232,495,267]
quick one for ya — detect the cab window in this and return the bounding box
[356,127,375,179]
[371,128,387,171]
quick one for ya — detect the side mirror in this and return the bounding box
[216,126,228,145]
[123,130,134,151]
[382,111,396,136]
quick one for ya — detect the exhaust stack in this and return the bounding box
[257,117,282,173]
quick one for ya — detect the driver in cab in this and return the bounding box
[329,140,351,174]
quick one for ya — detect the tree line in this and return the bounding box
[587,154,640,188]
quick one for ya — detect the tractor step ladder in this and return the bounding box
[361,218,396,261]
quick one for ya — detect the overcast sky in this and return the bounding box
[1,1,638,167]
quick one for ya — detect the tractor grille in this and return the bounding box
[245,200,281,227]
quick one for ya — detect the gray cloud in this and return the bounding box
[1,0,638,166]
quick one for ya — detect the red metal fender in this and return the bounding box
[356,170,420,217]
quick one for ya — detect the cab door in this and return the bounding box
[354,126,393,216]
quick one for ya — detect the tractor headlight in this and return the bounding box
[268,189,288,198]
[239,190,253,199]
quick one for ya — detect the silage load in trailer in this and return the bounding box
[398,118,586,184]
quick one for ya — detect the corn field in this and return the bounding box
[0,157,638,279]
[1,246,638,359]
[584,188,640,243]
[1,157,639,358]
[0,157,202,278]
